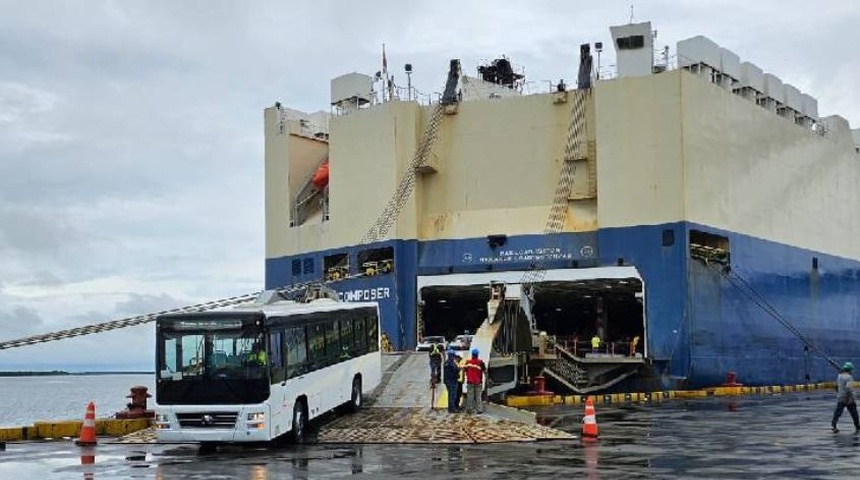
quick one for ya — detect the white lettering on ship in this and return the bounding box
[337,287,392,302]
[475,247,579,264]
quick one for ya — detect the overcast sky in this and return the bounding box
[0,0,856,371]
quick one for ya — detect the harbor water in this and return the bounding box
[0,374,154,427]
[1,375,858,479]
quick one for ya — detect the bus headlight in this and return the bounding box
[155,413,171,430]
[246,412,265,429]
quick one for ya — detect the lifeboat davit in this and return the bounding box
[312,162,329,189]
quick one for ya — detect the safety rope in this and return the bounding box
[706,261,840,370]
[0,274,368,350]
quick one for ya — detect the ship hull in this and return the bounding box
[267,222,860,389]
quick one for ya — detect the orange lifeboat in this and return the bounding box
[312,162,329,189]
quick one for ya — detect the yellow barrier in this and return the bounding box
[504,381,837,408]
[1,418,152,442]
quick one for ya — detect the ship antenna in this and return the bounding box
[629,4,635,23]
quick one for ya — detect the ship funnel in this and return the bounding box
[609,21,654,78]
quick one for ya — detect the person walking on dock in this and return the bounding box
[443,350,460,413]
[831,362,860,433]
[464,348,486,414]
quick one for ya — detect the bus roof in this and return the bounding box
[208,298,378,317]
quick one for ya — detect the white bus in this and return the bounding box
[153,294,381,444]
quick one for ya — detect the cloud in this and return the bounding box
[0,306,45,340]
[0,83,58,122]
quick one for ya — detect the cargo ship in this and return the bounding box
[263,20,860,392]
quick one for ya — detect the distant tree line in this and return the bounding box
[0,371,70,377]
[0,371,153,377]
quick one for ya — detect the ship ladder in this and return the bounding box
[520,88,589,288]
[360,103,446,244]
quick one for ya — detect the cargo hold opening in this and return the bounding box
[532,279,645,356]
[420,286,488,341]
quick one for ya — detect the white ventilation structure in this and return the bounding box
[677,36,721,84]
[718,48,740,90]
[780,84,802,121]
[761,73,784,114]
[609,21,654,78]
[798,94,818,130]
[674,33,821,133]
[736,61,764,101]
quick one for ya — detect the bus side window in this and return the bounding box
[325,320,339,363]
[366,315,379,352]
[353,317,365,354]
[269,330,285,383]
[286,326,308,378]
[340,318,354,357]
[307,323,325,370]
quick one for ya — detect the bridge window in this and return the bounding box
[291,259,302,276]
[616,35,644,50]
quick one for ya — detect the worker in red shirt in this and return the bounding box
[463,348,486,414]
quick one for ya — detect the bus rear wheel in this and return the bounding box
[291,400,307,444]
[349,376,362,412]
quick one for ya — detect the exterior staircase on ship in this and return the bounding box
[537,338,644,394]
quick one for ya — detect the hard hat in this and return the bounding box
[843,362,854,371]
[471,348,479,356]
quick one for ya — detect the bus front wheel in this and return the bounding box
[349,376,362,412]
[292,400,307,444]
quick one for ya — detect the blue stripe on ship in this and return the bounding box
[266,222,860,389]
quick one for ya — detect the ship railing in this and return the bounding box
[554,336,641,359]
[277,109,329,138]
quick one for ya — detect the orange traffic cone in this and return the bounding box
[76,401,98,446]
[582,396,599,438]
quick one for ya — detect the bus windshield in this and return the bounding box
[156,313,270,405]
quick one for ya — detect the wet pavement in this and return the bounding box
[2,390,858,479]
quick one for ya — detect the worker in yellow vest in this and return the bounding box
[591,334,601,354]
[456,353,467,410]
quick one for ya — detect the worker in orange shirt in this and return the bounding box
[463,348,486,414]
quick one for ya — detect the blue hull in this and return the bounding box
[266,222,860,389]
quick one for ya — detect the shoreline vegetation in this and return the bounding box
[0,371,153,377]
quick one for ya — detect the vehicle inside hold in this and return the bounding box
[419,277,644,355]
[420,285,488,341]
